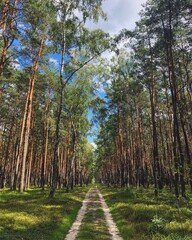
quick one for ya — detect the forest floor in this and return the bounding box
[0,185,192,240]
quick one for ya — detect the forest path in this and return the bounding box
[64,187,123,240]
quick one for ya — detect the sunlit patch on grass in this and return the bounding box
[1,211,41,225]
[168,220,192,233]
[43,205,62,209]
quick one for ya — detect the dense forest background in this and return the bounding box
[0,0,191,199]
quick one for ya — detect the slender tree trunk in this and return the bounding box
[161,13,181,198]
[49,23,66,198]
[66,121,77,192]
[0,0,17,75]
[0,0,10,29]
[148,37,160,197]
[19,33,46,192]
[26,140,34,189]
[41,90,50,190]
[118,107,125,187]
[1,115,15,188]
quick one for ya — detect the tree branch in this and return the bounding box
[64,48,107,88]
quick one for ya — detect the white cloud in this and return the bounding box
[91,142,97,150]
[11,58,20,70]
[86,0,147,35]
[49,58,59,66]
[85,0,147,61]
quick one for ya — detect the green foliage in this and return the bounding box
[151,215,166,234]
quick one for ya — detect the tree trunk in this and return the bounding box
[1,115,15,188]
[66,121,77,192]
[41,90,50,190]
[19,33,46,192]
[49,23,66,198]
[117,107,125,187]
[148,37,160,197]
[0,0,17,75]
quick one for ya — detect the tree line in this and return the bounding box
[94,0,191,198]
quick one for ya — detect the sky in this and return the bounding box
[87,0,147,145]
[86,0,146,34]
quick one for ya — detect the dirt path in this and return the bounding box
[64,187,123,240]
[98,190,123,240]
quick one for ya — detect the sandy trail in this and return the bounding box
[64,187,123,240]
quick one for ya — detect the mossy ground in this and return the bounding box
[100,186,192,240]
[0,186,89,240]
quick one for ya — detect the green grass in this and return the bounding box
[76,188,111,240]
[0,186,89,240]
[100,186,192,240]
